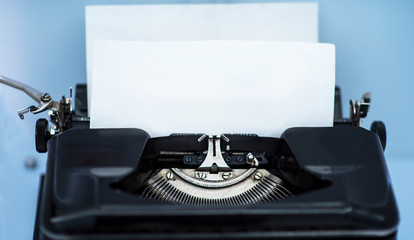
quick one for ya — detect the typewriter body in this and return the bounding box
[0,77,398,240]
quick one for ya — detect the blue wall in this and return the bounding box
[0,0,413,239]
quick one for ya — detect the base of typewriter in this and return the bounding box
[33,127,398,240]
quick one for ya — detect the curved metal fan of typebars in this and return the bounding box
[139,168,294,206]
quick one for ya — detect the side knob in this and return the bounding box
[36,118,50,153]
[371,121,386,150]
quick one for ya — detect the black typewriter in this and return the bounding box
[0,76,398,240]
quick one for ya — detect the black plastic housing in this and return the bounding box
[34,127,398,240]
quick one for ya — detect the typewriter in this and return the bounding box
[0,75,398,240]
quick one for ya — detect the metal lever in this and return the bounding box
[0,75,60,119]
[18,105,36,119]
[0,75,44,103]
[350,92,371,126]
[359,93,371,118]
[246,153,259,167]
[197,135,231,173]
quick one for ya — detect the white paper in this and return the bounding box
[85,3,319,112]
[90,40,335,137]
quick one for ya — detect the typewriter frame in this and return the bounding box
[32,85,398,240]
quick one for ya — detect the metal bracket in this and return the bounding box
[0,75,59,117]
[350,92,371,126]
[246,152,259,167]
[0,75,71,133]
[197,135,231,173]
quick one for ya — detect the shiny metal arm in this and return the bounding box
[0,75,44,103]
[0,75,61,121]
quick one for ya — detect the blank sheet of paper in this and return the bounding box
[85,3,319,111]
[90,40,335,137]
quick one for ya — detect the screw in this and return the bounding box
[197,156,204,163]
[195,171,207,180]
[254,172,262,180]
[166,172,174,180]
[222,172,232,180]
[247,153,254,161]
[184,156,192,163]
[41,93,51,102]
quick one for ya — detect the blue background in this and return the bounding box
[0,0,413,239]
